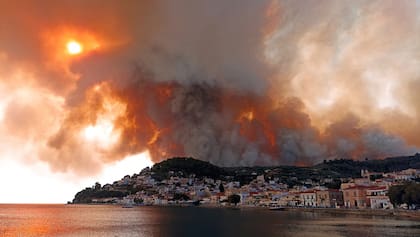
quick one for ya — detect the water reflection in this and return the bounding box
[0,204,419,237]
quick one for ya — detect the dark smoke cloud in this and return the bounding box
[0,0,419,175]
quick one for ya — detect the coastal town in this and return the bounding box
[73,158,420,210]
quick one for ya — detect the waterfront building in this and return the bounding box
[316,189,344,208]
[366,186,393,209]
[342,186,368,208]
[300,190,317,207]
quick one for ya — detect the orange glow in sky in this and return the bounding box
[42,28,103,64]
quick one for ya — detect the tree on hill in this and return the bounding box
[72,187,127,203]
[151,157,226,180]
[325,179,341,189]
[94,182,101,190]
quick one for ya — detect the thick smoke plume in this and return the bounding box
[0,0,419,175]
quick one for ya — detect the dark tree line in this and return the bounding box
[151,157,227,181]
[388,183,420,209]
[73,188,127,203]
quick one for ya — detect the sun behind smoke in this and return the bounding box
[66,40,83,55]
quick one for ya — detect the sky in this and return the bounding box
[0,0,420,203]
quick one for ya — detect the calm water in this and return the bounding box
[0,204,420,237]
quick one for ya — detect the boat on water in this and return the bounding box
[269,206,286,211]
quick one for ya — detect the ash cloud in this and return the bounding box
[0,0,419,174]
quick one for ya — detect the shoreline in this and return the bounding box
[69,203,420,220]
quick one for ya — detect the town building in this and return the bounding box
[366,186,392,209]
[342,186,368,208]
[316,189,343,208]
[300,190,317,207]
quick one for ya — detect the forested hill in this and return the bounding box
[150,154,420,180]
[151,157,227,180]
[313,153,420,177]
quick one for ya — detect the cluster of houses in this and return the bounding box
[92,167,420,209]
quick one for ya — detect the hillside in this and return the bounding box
[151,157,227,180]
[72,153,420,203]
[313,153,420,177]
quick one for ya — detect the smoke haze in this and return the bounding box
[0,0,419,175]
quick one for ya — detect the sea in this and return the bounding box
[0,204,419,237]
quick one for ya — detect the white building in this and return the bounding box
[300,191,317,207]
